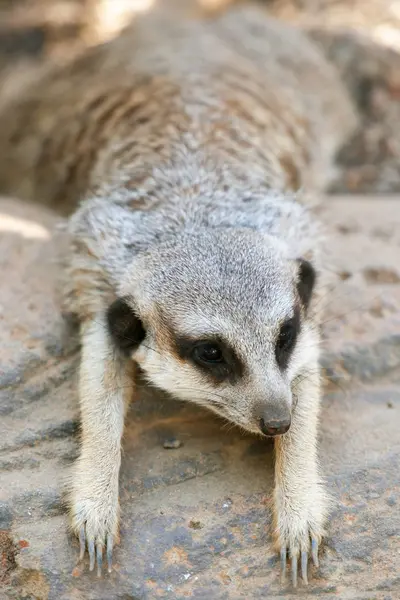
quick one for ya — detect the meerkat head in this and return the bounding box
[107,228,318,437]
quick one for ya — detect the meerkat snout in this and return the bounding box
[259,417,291,437]
[254,385,293,436]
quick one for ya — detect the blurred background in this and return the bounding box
[0,0,400,195]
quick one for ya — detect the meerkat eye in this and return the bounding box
[176,337,243,383]
[275,314,300,369]
[192,342,224,365]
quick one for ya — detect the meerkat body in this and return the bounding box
[0,4,357,586]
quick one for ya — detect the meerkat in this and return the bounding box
[0,3,357,587]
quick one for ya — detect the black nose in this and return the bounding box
[259,417,291,437]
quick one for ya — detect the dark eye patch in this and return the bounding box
[175,336,244,384]
[275,307,301,370]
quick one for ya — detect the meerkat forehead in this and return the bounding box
[120,228,300,339]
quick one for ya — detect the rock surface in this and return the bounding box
[0,194,399,599]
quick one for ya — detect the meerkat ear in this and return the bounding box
[296,258,316,311]
[107,296,146,355]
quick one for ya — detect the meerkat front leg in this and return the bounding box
[273,363,328,587]
[69,315,133,575]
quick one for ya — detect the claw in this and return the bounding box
[96,542,103,577]
[291,554,298,588]
[301,551,308,584]
[311,538,319,568]
[280,547,287,583]
[88,539,95,571]
[79,526,86,561]
[106,534,113,573]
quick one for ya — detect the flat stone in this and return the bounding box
[1,195,400,599]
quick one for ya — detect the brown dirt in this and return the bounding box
[0,531,17,585]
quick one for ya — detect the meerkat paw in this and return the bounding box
[274,489,327,587]
[70,481,119,576]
